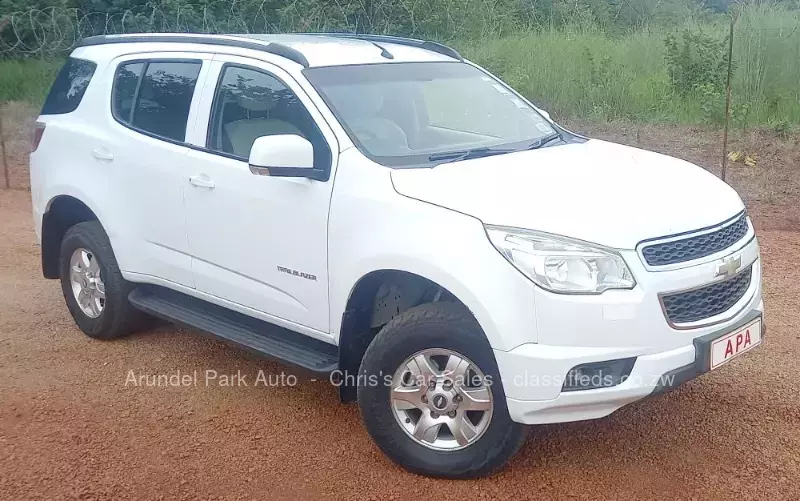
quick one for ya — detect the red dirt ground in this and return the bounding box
[1,120,798,500]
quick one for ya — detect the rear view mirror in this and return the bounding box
[248,134,324,180]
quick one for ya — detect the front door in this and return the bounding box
[183,55,338,335]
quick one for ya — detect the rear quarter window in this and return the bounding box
[41,57,97,115]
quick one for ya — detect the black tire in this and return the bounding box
[357,302,528,478]
[59,221,145,339]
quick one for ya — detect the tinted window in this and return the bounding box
[112,62,144,123]
[41,57,97,115]
[112,61,201,142]
[207,65,330,169]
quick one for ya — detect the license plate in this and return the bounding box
[710,317,762,370]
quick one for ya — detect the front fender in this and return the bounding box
[328,155,539,351]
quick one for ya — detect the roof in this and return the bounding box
[76,33,463,68]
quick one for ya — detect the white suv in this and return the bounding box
[30,33,764,478]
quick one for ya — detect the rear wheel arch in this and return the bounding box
[41,195,101,279]
[337,269,484,402]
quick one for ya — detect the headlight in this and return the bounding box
[485,225,635,294]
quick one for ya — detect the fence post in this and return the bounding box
[0,104,8,190]
[0,18,8,189]
[720,13,738,182]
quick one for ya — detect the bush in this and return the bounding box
[1,2,798,128]
[696,82,725,123]
[664,28,730,95]
[769,118,791,138]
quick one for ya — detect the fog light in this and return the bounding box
[562,358,636,392]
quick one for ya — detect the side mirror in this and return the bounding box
[539,109,552,121]
[248,134,324,180]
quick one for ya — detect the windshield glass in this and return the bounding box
[304,62,558,167]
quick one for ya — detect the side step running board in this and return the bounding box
[128,285,338,374]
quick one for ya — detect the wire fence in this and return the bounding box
[0,2,518,56]
[1,4,318,56]
[1,4,798,190]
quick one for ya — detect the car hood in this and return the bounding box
[390,139,744,249]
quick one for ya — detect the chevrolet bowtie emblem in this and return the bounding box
[715,255,742,279]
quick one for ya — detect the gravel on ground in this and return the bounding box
[1,121,798,500]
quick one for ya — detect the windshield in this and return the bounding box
[304,62,559,167]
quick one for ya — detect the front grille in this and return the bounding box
[641,213,749,266]
[661,267,752,325]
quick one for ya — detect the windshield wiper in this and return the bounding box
[428,147,515,164]
[427,134,563,165]
[527,132,562,150]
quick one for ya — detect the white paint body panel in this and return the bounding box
[390,139,745,249]
[30,36,764,427]
[180,54,339,334]
[326,149,540,352]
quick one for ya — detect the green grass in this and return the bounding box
[0,5,797,128]
[459,5,800,127]
[0,58,62,105]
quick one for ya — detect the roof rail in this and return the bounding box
[307,33,463,61]
[76,34,311,68]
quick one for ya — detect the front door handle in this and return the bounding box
[91,148,114,161]
[189,175,215,189]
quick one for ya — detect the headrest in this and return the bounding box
[237,91,276,112]
[355,86,384,116]
[327,85,384,118]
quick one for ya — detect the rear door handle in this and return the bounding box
[91,148,114,161]
[189,175,215,189]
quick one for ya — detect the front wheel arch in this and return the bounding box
[337,269,485,402]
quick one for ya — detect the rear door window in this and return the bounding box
[112,60,202,142]
[112,62,144,124]
[41,57,97,115]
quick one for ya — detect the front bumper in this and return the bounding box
[494,225,763,425]
[651,308,763,394]
[497,302,763,425]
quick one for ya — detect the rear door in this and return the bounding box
[182,54,338,336]
[100,53,212,287]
